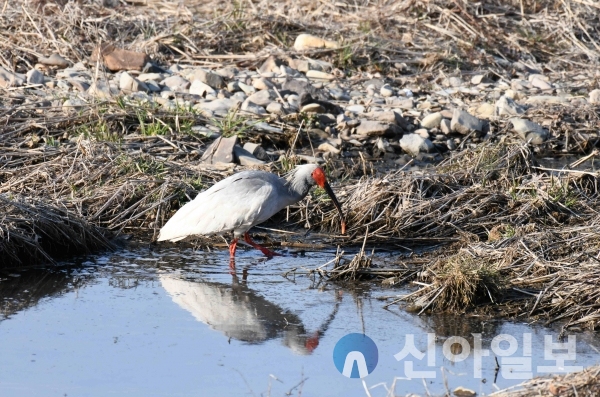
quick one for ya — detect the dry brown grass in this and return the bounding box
[0,194,111,269]
[494,364,600,397]
[1,0,600,74]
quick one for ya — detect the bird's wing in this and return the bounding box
[157,172,284,241]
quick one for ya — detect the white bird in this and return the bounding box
[157,164,346,260]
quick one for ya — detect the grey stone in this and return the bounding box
[450,109,484,135]
[364,78,384,90]
[62,98,86,112]
[282,78,326,101]
[329,88,350,101]
[138,73,163,82]
[446,139,457,150]
[510,118,548,144]
[241,99,267,115]
[38,53,69,68]
[232,92,247,101]
[589,89,600,104]
[0,66,24,88]
[380,84,393,97]
[475,103,495,118]
[414,128,429,139]
[317,142,340,154]
[243,142,269,161]
[144,80,161,92]
[531,77,552,90]
[346,105,365,114]
[471,74,485,85]
[421,112,443,129]
[214,66,238,79]
[88,80,115,98]
[189,69,225,89]
[252,77,274,90]
[247,89,275,107]
[249,121,283,134]
[191,126,221,139]
[440,119,451,134]
[266,102,284,114]
[511,79,532,91]
[495,95,525,116]
[234,145,265,166]
[400,133,434,156]
[371,110,401,125]
[189,80,216,97]
[227,81,240,92]
[447,76,463,87]
[26,69,44,85]
[386,97,414,109]
[201,136,238,164]
[162,75,190,91]
[238,82,256,95]
[355,120,390,137]
[119,72,148,93]
[69,79,89,92]
[259,56,282,74]
[287,94,300,110]
[526,95,570,105]
[301,103,325,113]
[195,98,240,115]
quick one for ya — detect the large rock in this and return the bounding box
[0,66,24,88]
[243,142,269,161]
[38,53,69,68]
[293,34,338,51]
[119,72,148,93]
[162,75,190,91]
[189,80,216,97]
[87,80,115,98]
[589,89,600,104]
[510,118,548,144]
[188,69,225,89]
[306,70,334,80]
[421,112,443,129]
[259,55,284,74]
[495,95,525,116]
[201,136,237,164]
[400,133,434,156]
[450,109,484,135]
[247,89,275,107]
[194,98,240,115]
[90,43,150,72]
[233,145,265,166]
[26,69,44,85]
[355,120,391,137]
[241,99,267,115]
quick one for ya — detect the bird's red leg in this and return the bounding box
[228,238,238,273]
[229,238,238,258]
[244,233,281,258]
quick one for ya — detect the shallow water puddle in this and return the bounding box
[1,247,599,396]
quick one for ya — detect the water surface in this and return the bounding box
[1,247,598,396]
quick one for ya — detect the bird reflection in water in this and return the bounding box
[160,270,341,355]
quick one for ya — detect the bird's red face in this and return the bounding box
[311,167,346,234]
[311,167,327,188]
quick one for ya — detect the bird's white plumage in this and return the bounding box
[157,167,316,242]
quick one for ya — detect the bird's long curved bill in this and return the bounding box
[323,181,346,234]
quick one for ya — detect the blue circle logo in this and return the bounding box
[333,333,378,378]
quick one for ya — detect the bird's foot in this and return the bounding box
[259,247,281,259]
[244,232,281,259]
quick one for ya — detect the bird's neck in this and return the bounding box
[284,175,311,203]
